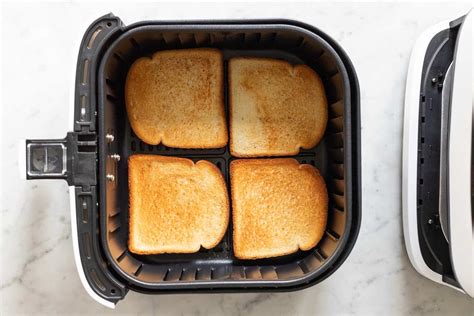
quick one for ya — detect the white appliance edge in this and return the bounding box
[402,19,464,293]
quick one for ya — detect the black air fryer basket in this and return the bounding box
[23,14,361,307]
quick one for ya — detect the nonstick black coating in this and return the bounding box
[98,21,358,291]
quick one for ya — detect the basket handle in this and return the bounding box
[20,132,97,186]
[21,137,69,181]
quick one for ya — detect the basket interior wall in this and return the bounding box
[100,25,348,287]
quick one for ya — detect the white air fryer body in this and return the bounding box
[402,9,473,297]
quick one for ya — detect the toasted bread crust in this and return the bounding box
[230,158,328,259]
[125,48,227,149]
[128,155,229,254]
[229,57,328,157]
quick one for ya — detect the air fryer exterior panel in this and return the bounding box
[403,11,473,297]
[402,18,460,291]
[447,9,473,298]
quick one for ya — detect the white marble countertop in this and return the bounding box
[1,2,473,315]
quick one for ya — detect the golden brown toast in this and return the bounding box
[229,58,328,157]
[230,158,328,259]
[125,48,227,148]
[128,155,229,254]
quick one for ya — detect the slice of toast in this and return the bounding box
[125,48,227,148]
[229,58,328,157]
[230,158,328,259]
[128,155,229,254]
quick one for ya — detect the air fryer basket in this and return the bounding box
[99,20,360,291]
[24,14,360,305]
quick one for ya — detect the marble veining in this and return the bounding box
[1,2,473,315]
